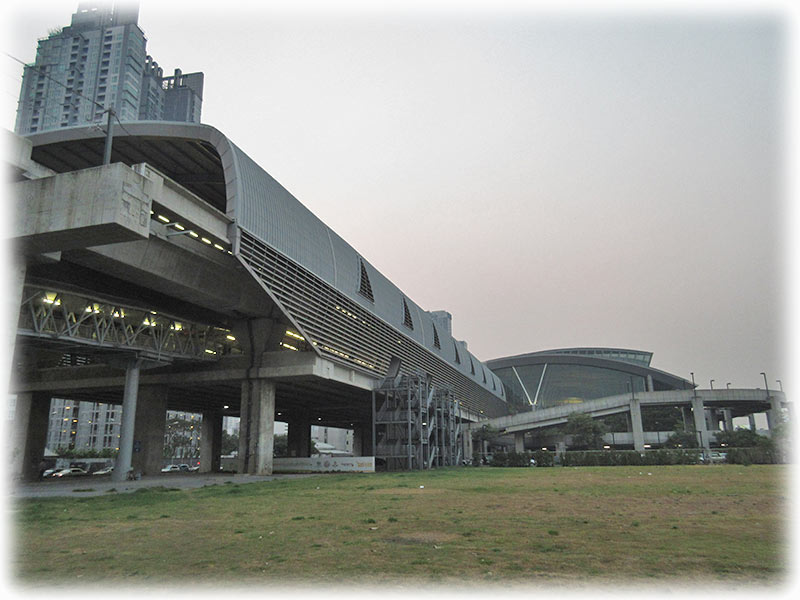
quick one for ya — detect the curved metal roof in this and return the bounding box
[25,121,502,397]
[486,348,693,390]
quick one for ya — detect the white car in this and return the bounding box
[161,464,181,473]
[93,466,114,475]
[52,467,88,478]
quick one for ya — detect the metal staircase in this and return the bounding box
[373,373,463,471]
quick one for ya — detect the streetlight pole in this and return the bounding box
[726,382,731,389]
[710,379,715,390]
[776,379,783,392]
[761,372,770,401]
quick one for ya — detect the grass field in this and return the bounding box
[11,465,789,587]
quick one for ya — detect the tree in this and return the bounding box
[663,423,698,448]
[221,429,239,455]
[273,434,288,457]
[715,428,772,449]
[472,424,500,462]
[562,413,605,450]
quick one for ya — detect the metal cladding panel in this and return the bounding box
[226,142,501,397]
[230,145,337,284]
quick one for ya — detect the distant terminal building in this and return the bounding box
[14,2,203,135]
[487,348,692,412]
[484,348,786,454]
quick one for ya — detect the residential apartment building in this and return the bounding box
[15,2,203,135]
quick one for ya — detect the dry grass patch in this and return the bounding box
[12,465,788,585]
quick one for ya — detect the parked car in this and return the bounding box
[92,466,114,476]
[178,464,191,472]
[708,451,727,464]
[41,468,59,479]
[52,467,88,478]
[161,464,181,473]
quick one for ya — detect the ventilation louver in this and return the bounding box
[358,260,374,302]
[402,298,414,330]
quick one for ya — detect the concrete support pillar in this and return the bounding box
[288,412,311,457]
[766,396,783,433]
[238,378,275,475]
[555,440,566,465]
[4,261,26,393]
[514,431,525,453]
[353,425,373,456]
[691,397,711,452]
[113,359,142,482]
[722,409,734,432]
[630,398,645,452]
[646,375,654,392]
[200,410,223,473]
[131,385,168,476]
[464,426,473,461]
[705,408,717,431]
[10,392,51,481]
[681,406,692,431]
[749,414,757,431]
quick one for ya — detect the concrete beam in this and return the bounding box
[132,163,231,242]
[15,351,379,394]
[13,163,153,255]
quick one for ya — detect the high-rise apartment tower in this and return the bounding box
[15,2,203,135]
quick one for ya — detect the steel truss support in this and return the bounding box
[17,285,240,361]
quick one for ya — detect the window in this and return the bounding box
[432,323,441,349]
[402,298,413,330]
[469,356,475,375]
[453,341,461,364]
[358,260,374,302]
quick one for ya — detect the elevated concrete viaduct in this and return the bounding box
[474,388,787,453]
[7,125,501,482]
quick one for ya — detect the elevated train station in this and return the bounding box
[8,122,506,481]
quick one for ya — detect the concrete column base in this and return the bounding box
[10,392,51,481]
[131,385,168,476]
[353,425,373,456]
[288,413,311,457]
[238,378,275,475]
[691,397,711,452]
[113,359,142,483]
[514,431,525,453]
[630,397,645,452]
[200,410,223,473]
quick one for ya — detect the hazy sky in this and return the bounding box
[2,1,794,391]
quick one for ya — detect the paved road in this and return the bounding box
[9,472,314,499]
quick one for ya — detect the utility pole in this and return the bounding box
[103,108,115,165]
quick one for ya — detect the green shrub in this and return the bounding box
[726,446,779,465]
[531,450,554,467]
[560,449,702,467]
